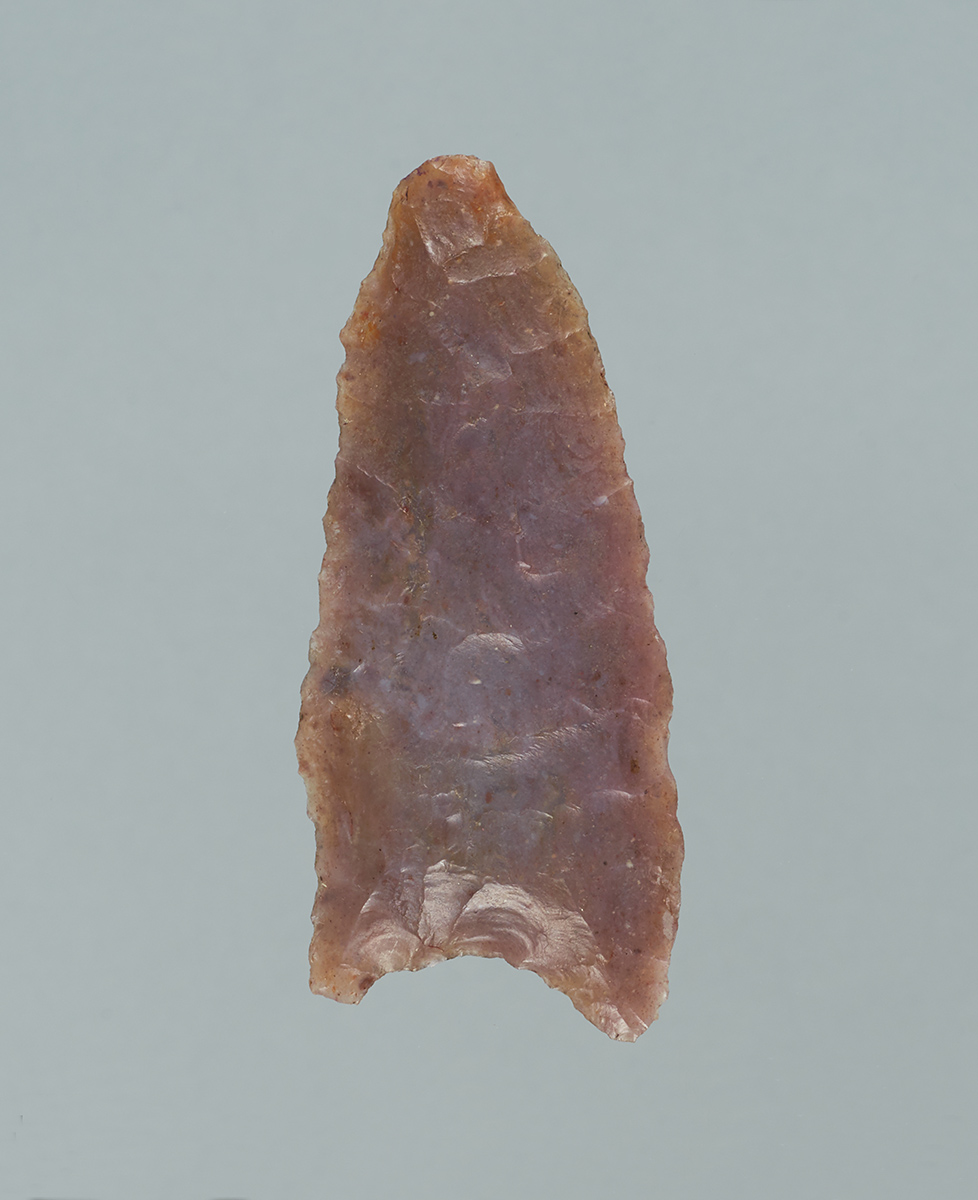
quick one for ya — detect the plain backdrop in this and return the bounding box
[2,2,975,1197]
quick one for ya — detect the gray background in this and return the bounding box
[2,2,975,1197]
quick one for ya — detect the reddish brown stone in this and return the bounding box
[296,155,682,1040]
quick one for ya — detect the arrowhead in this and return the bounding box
[296,155,682,1040]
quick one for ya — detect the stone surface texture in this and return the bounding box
[296,155,682,1040]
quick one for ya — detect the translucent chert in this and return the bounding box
[296,156,682,1040]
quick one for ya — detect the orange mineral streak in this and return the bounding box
[296,155,682,1040]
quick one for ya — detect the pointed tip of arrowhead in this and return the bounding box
[404,153,500,185]
[387,155,523,268]
[396,154,513,214]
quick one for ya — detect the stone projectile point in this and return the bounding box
[296,155,682,1040]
